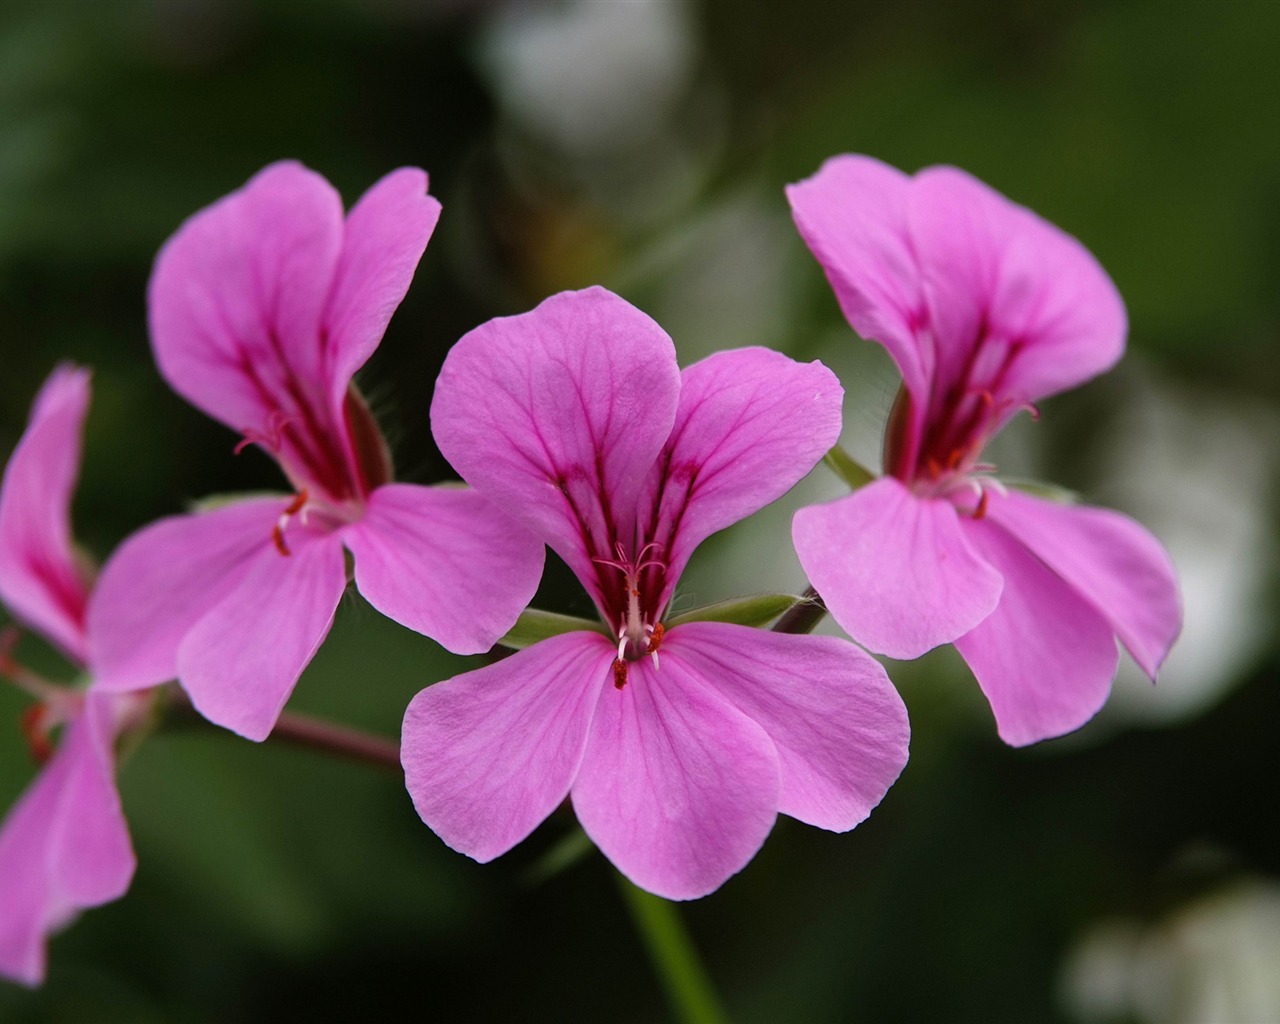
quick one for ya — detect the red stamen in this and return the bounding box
[272,490,310,556]
[0,625,21,679]
[21,705,54,765]
[646,623,664,655]
[973,489,989,520]
[613,659,628,690]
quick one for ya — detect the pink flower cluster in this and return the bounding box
[0,155,1181,983]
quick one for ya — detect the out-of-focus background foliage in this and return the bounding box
[2,1,1278,1021]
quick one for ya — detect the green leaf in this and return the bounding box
[498,608,609,649]
[666,593,800,630]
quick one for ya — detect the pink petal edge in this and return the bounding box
[176,527,347,741]
[0,365,93,664]
[643,347,843,608]
[792,477,1003,660]
[955,517,1120,746]
[986,488,1181,679]
[402,631,612,862]
[88,497,293,691]
[345,483,544,655]
[430,287,681,611]
[571,652,780,900]
[667,622,909,831]
[0,693,134,987]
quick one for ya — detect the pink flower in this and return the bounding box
[0,367,139,987]
[402,287,909,900]
[87,162,544,741]
[788,155,1182,746]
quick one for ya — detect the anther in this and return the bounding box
[613,659,629,690]
[645,622,664,669]
[973,488,989,520]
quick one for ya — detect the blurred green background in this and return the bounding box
[2,1,1279,1021]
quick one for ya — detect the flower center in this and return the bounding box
[593,542,667,689]
[883,382,1034,520]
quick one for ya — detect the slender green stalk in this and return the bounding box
[616,875,730,1024]
[170,689,402,773]
[822,445,875,490]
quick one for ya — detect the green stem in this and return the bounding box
[616,874,730,1024]
[823,445,875,490]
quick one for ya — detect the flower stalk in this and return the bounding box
[617,874,730,1024]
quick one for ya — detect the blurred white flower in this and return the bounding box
[1062,880,1280,1023]
[478,0,696,156]
[1098,369,1277,724]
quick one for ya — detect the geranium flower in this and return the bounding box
[403,287,909,900]
[87,162,544,741]
[788,155,1182,745]
[0,366,142,987]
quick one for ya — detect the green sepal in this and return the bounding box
[823,445,876,490]
[666,593,801,630]
[498,608,610,650]
[1003,478,1079,505]
[188,490,288,513]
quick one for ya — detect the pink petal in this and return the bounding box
[345,483,543,655]
[666,623,908,831]
[324,168,441,409]
[955,519,1120,746]
[643,348,843,607]
[430,287,681,609]
[401,631,611,863]
[0,693,134,987]
[571,653,780,900]
[792,477,1003,659]
[986,489,1182,679]
[786,155,931,404]
[0,365,93,664]
[148,161,357,502]
[176,527,347,741]
[909,166,1127,414]
[88,498,288,691]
